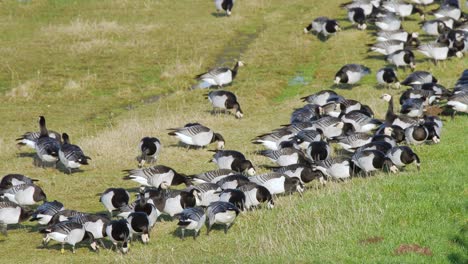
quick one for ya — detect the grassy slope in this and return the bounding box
[0,0,467,263]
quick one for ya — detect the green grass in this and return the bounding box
[0,0,467,263]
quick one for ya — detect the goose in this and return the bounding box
[382,1,424,19]
[257,147,308,167]
[30,200,64,225]
[292,129,322,150]
[127,212,150,244]
[252,129,295,150]
[305,141,331,161]
[0,183,47,206]
[369,40,407,55]
[146,188,198,217]
[341,0,377,16]
[334,64,371,85]
[123,165,191,188]
[356,141,394,154]
[431,4,461,20]
[186,183,221,207]
[237,183,274,210]
[333,133,373,152]
[175,207,206,240]
[270,164,323,184]
[419,83,451,98]
[41,221,88,254]
[386,49,416,70]
[69,214,111,251]
[249,172,304,195]
[0,200,32,236]
[137,137,161,167]
[0,174,38,190]
[342,111,382,132]
[375,13,402,31]
[106,219,130,254]
[300,90,338,105]
[215,0,235,16]
[375,124,406,143]
[404,124,432,144]
[417,43,463,64]
[400,88,437,105]
[206,201,240,234]
[130,195,160,228]
[211,150,256,175]
[325,97,368,115]
[348,7,367,30]
[376,67,400,88]
[371,134,398,147]
[387,146,421,170]
[310,116,346,139]
[195,61,244,88]
[58,133,90,174]
[216,174,250,190]
[304,17,341,37]
[380,93,420,129]
[100,188,130,217]
[313,157,352,181]
[411,0,434,6]
[16,130,61,150]
[401,71,438,86]
[376,30,419,43]
[447,90,468,115]
[47,210,87,227]
[35,116,61,165]
[218,189,246,210]
[351,150,399,175]
[424,116,443,137]
[421,19,448,35]
[207,90,243,118]
[188,169,235,184]
[290,104,321,123]
[168,123,225,150]
[400,98,425,117]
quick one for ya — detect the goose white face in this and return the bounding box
[456,51,463,58]
[381,93,392,102]
[303,27,309,34]
[390,165,399,173]
[226,10,231,16]
[358,23,367,30]
[432,136,440,144]
[267,200,274,209]
[235,111,243,119]
[141,234,150,244]
[238,61,245,67]
[247,168,256,176]
[217,141,225,150]
[334,77,341,84]
[384,127,393,136]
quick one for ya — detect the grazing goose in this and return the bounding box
[249,172,304,195]
[342,111,382,133]
[100,188,130,217]
[380,93,420,129]
[305,141,331,161]
[375,13,402,31]
[301,90,338,105]
[123,165,190,188]
[292,129,322,150]
[369,40,406,55]
[421,19,448,35]
[431,4,461,20]
[0,183,47,206]
[357,141,394,154]
[215,0,235,16]
[238,183,274,210]
[386,49,416,70]
[186,183,221,207]
[401,71,438,86]
[216,174,250,190]
[310,116,345,139]
[218,189,246,210]
[334,64,371,85]
[382,1,424,19]
[137,137,161,167]
[304,17,341,37]
[188,169,236,184]
[313,157,352,181]
[351,150,399,175]
[174,207,206,240]
[270,164,323,184]
[206,201,240,234]
[0,174,38,190]
[341,0,377,16]
[47,210,87,228]
[376,67,400,88]
[30,200,64,225]
[130,195,160,228]
[195,61,244,88]
[252,129,295,150]
[377,30,419,43]
[0,200,32,235]
[168,123,225,150]
[41,221,88,254]
[127,212,150,244]
[258,148,308,167]
[211,150,256,175]
[325,97,367,115]
[106,219,130,254]
[146,188,198,217]
[59,133,90,174]
[400,98,425,117]
[291,104,321,123]
[447,90,468,115]
[35,116,61,165]
[387,146,421,170]
[400,88,437,105]
[207,90,243,118]
[69,214,110,251]
[347,7,367,30]
[16,130,61,150]
[375,125,406,143]
[333,133,373,152]
[405,124,434,144]
[417,43,463,64]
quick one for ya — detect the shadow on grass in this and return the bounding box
[330,83,361,90]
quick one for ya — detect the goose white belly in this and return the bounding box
[0,207,20,224]
[65,229,85,245]
[388,149,405,167]
[148,171,174,188]
[214,210,237,225]
[356,155,377,172]
[199,191,220,206]
[191,131,213,146]
[448,101,468,112]
[175,132,195,145]
[38,152,58,162]
[59,151,81,169]
[214,71,233,86]
[276,153,298,166]
[261,177,286,195]
[84,220,105,239]
[210,95,228,109]
[37,214,53,225]
[100,191,116,211]
[215,0,223,11]
[215,156,234,169]
[14,188,36,205]
[48,232,68,243]
[256,139,280,150]
[346,71,363,84]
[163,196,183,217]
[328,163,350,179]
[243,189,260,209]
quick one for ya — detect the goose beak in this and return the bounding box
[334,77,341,84]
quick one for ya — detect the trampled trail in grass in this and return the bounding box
[0,0,467,263]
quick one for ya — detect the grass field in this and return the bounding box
[0,0,467,263]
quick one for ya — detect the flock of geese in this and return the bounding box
[1,0,467,256]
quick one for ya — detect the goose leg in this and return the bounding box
[72,245,76,254]
[224,224,229,234]
[207,225,212,235]
[181,228,185,240]
[193,230,198,240]
[0,223,7,236]
[99,239,107,249]
[61,243,65,254]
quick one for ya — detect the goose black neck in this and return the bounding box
[385,97,397,124]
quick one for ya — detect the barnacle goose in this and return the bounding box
[59,133,90,174]
[100,188,130,217]
[211,150,256,175]
[215,0,235,16]
[306,141,331,161]
[313,157,352,181]
[0,183,47,206]
[401,71,438,86]
[16,130,61,150]
[137,137,161,167]
[342,111,382,133]
[249,172,304,195]
[351,150,399,174]
[186,183,221,207]
[35,116,61,165]
[0,200,32,235]
[252,129,295,150]
[387,146,421,171]
[30,200,64,225]
[417,43,463,64]
[292,129,322,150]
[174,207,206,239]
[334,64,371,85]
[106,219,131,254]
[400,98,425,117]
[270,164,323,184]
[375,13,402,31]
[386,49,416,70]
[376,67,400,88]
[127,212,150,244]
[304,17,341,38]
[216,174,250,190]
[188,169,236,184]
[421,19,448,35]
[195,61,244,88]
[347,7,367,30]
[69,214,111,251]
[0,174,38,190]
[145,187,198,217]
[168,123,225,150]
[377,30,419,43]
[301,90,338,105]
[369,40,407,55]
[206,201,240,234]
[207,90,243,118]
[41,221,88,254]
[257,147,308,167]
[238,182,274,210]
[123,165,191,188]
[218,189,246,211]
